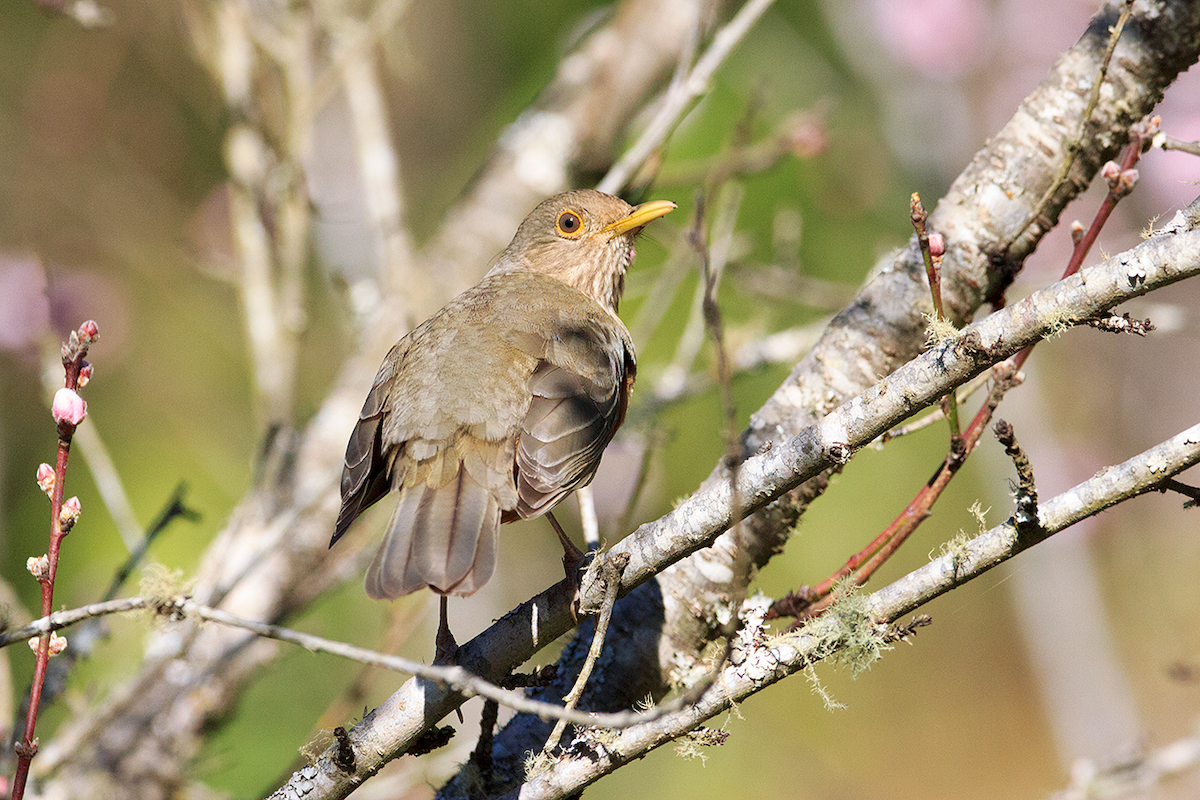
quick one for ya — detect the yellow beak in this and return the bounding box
[599,199,677,237]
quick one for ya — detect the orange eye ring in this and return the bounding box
[556,209,583,237]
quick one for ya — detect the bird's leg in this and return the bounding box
[547,510,583,585]
[546,510,586,611]
[434,595,459,666]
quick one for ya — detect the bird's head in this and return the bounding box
[495,189,676,312]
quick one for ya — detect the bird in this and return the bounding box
[331,189,675,657]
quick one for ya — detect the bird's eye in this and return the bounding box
[556,210,583,236]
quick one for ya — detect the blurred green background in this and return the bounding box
[2,0,1200,798]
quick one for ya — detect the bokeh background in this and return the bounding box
[2,0,1199,798]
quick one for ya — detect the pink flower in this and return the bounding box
[52,388,87,427]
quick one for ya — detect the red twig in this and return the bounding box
[771,117,1159,624]
[770,362,1019,622]
[11,321,98,800]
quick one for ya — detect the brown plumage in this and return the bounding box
[331,189,675,600]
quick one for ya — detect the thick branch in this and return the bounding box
[276,223,1200,800]
[652,0,1200,708]
[503,422,1200,799]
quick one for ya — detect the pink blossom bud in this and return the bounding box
[1116,168,1139,195]
[27,555,50,582]
[59,496,82,531]
[78,320,99,344]
[29,632,68,657]
[1100,161,1121,186]
[36,463,56,497]
[928,233,945,257]
[52,388,87,427]
[78,362,93,388]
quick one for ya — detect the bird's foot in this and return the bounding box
[434,596,459,666]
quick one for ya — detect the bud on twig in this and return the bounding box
[78,319,99,344]
[1101,161,1121,186]
[36,463,56,497]
[78,361,94,388]
[1116,168,1138,196]
[1070,220,1085,246]
[59,496,82,532]
[29,632,68,657]
[52,388,87,428]
[27,555,50,582]
[928,233,945,258]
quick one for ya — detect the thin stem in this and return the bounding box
[12,323,96,800]
[911,191,960,438]
[543,552,628,753]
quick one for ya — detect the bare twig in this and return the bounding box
[1161,479,1200,508]
[0,591,685,732]
[576,486,601,552]
[994,420,1040,533]
[597,0,779,195]
[542,552,629,753]
[1004,0,1135,257]
[1052,730,1200,799]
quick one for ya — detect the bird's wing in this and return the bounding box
[331,343,403,547]
[509,311,636,519]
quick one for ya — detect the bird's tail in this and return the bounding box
[364,467,500,599]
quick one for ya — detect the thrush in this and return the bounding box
[331,189,674,651]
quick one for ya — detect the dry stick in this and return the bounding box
[0,595,678,732]
[542,552,630,754]
[31,484,200,727]
[11,321,97,800]
[911,192,960,437]
[993,420,1039,531]
[612,428,660,544]
[576,486,601,552]
[1003,0,1135,257]
[1160,135,1200,157]
[597,0,778,195]
[1160,479,1200,507]
[880,370,1002,441]
[686,187,749,673]
[102,483,199,602]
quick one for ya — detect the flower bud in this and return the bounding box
[78,361,94,388]
[52,388,87,428]
[1116,168,1138,196]
[928,233,945,258]
[1070,220,1085,245]
[59,496,82,532]
[29,632,68,657]
[36,463,56,497]
[1100,161,1121,187]
[27,555,50,582]
[78,320,99,344]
